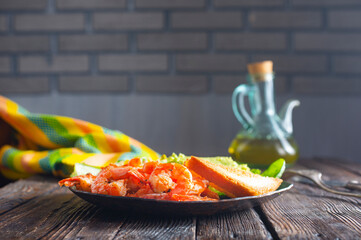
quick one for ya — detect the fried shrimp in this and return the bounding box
[149,163,193,194]
[58,173,96,192]
[59,159,219,201]
[91,164,145,196]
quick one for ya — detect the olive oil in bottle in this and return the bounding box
[230,61,300,168]
[229,136,299,168]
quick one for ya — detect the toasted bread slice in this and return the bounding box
[185,156,283,198]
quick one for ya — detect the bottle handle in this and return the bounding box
[232,84,254,130]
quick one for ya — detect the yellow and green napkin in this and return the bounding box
[0,96,159,179]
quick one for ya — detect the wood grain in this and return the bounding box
[300,158,361,191]
[0,179,196,239]
[62,209,128,240]
[196,210,271,240]
[300,158,361,235]
[114,215,196,240]
[257,158,361,239]
[259,182,361,239]
[0,187,97,239]
[0,158,360,239]
[312,157,361,176]
[0,175,58,215]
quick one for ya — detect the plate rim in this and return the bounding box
[68,181,293,204]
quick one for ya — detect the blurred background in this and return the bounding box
[0,0,360,162]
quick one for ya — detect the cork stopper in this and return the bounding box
[247,61,273,75]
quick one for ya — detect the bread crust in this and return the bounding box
[185,156,283,198]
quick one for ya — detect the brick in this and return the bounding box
[19,55,88,73]
[0,36,49,52]
[214,0,285,7]
[333,56,361,73]
[136,0,205,8]
[99,54,167,72]
[253,55,327,73]
[329,11,361,29]
[59,34,128,52]
[0,16,7,32]
[57,0,126,9]
[293,77,361,94]
[59,76,128,92]
[0,77,49,93]
[15,14,85,32]
[215,33,286,51]
[213,75,245,94]
[213,75,287,94]
[295,33,361,52]
[0,0,47,10]
[0,57,11,73]
[94,13,163,31]
[293,0,361,6]
[249,11,322,29]
[137,33,207,51]
[176,54,246,72]
[171,12,242,29]
[136,75,207,93]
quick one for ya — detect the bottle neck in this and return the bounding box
[248,73,276,116]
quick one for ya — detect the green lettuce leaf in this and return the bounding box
[71,163,101,177]
[261,158,286,178]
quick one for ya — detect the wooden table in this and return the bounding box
[0,158,360,239]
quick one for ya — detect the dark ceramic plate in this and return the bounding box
[68,182,292,216]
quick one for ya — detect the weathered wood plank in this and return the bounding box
[0,158,359,240]
[311,157,361,176]
[61,209,128,240]
[0,187,98,239]
[0,176,267,240]
[0,175,58,215]
[114,215,196,240]
[2,178,195,240]
[300,158,361,196]
[260,183,361,239]
[196,210,271,240]
[300,158,361,234]
[41,194,100,240]
[257,159,361,239]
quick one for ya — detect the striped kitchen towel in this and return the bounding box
[0,96,159,179]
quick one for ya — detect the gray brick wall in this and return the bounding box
[0,77,49,93]
[176,54,247,72]
[0,57,11,73]
[0,36,49,52]
[328,11,361,29]
[59,34,128,52]
[0,16,7,32]
[294,33,361,52]
[56,0,127,10]
[0,0,360,95]
[215,33,287,51]
[59,76,128,92]
[171,12,243,29]
[135,0,205,9]
[93,13,164,31]
[0,0,360,162]
[15,14,85,32]
[249,11,322,29]
[98,54,167,72]
[214,0,285,7]
[19,55,89,73]
[0,0,47,10]
[137,33,207,51]
[136,75,207,93]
